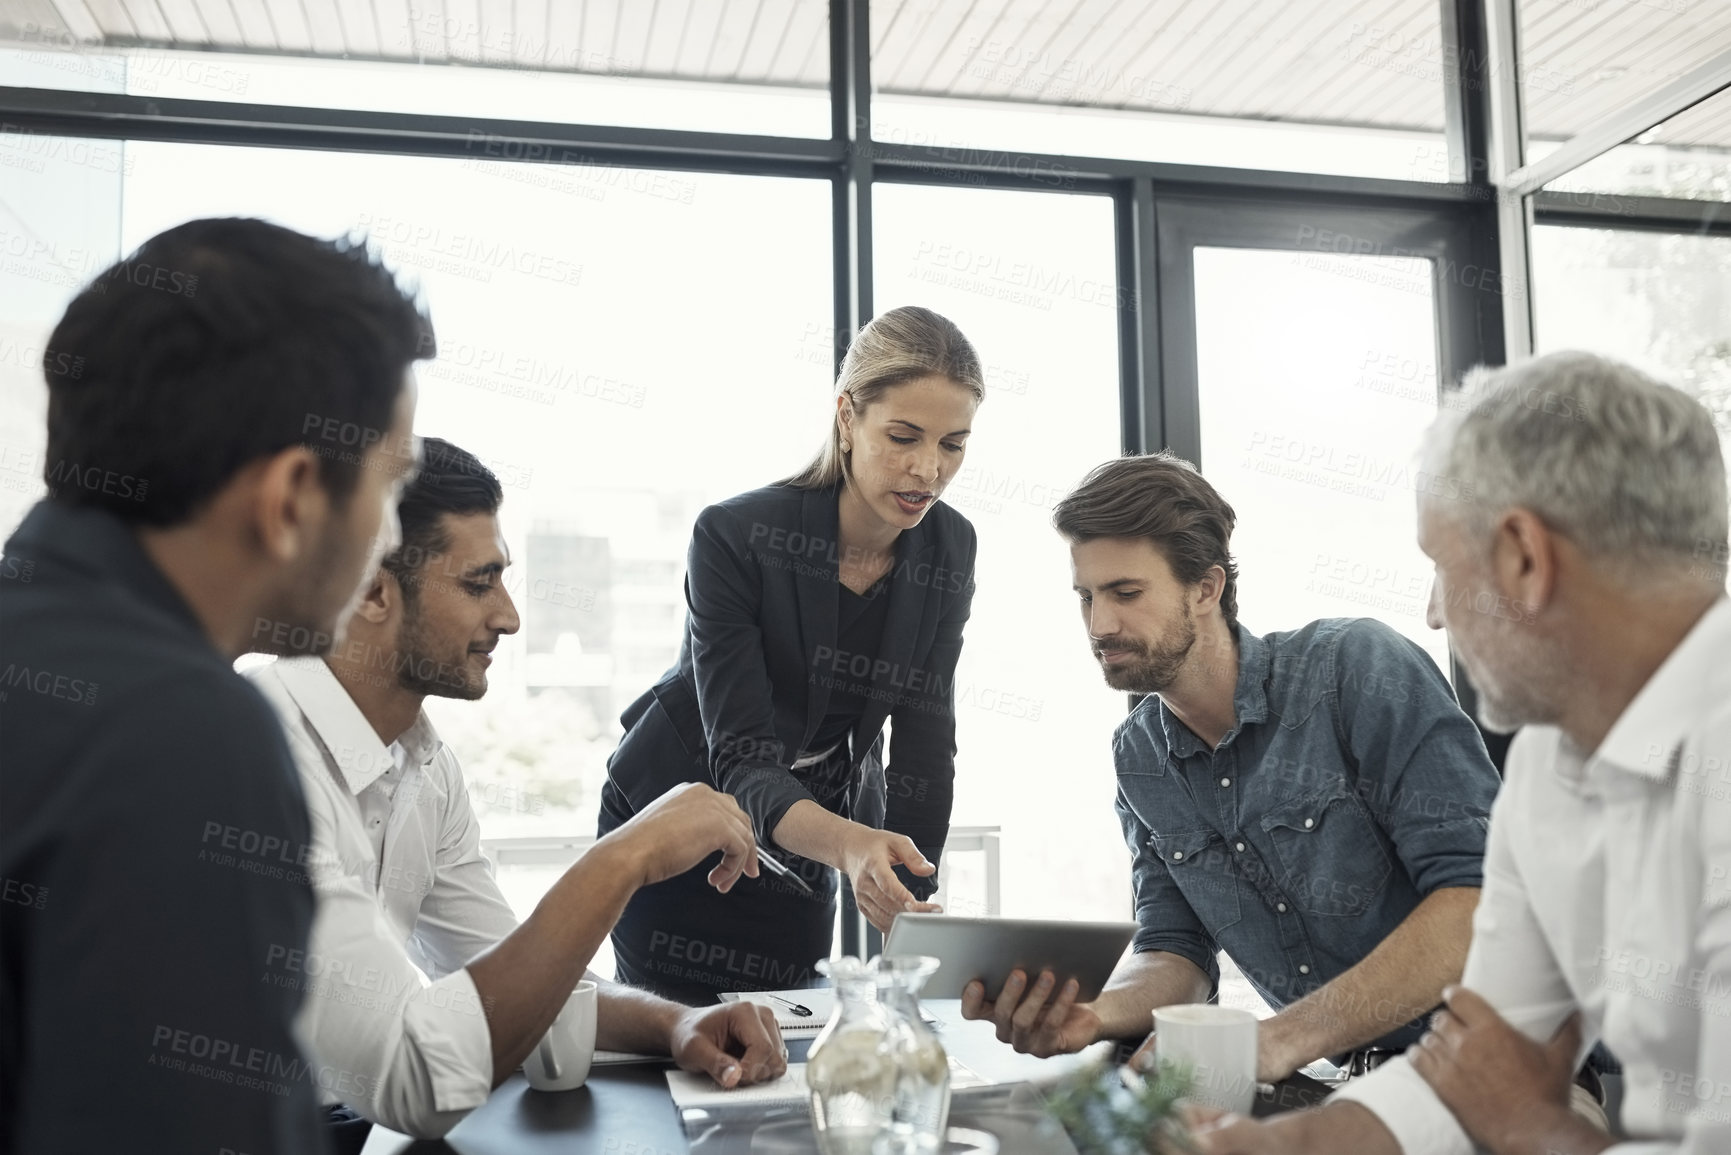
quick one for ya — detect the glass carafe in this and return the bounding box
[872,954,951,1154]
[806,957,898,1155]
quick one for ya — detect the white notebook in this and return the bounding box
[717,989,836,1033]
[718,989,944,1034]
[666,1056,988,1111]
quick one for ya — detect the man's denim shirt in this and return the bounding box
[1114,618,1498,1049]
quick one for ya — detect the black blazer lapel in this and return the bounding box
[794,486,841,746]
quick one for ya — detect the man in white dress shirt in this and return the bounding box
[250,438,785,1149]
[1190,351,1729,1155]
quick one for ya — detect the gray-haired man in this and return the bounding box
[1194,351,1730,1155]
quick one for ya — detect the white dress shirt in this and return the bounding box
[1335,597,1731,1155]
[249,658,521,1138]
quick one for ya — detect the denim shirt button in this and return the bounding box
[1234,841,1245,852]
[1220,777,1231,787]
[1277,902,1288,912]
[1172,851,1183,861]
[1303,818,1314,828]
[1298,964,1310,975]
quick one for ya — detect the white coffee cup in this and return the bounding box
[524,980,598,1092]
[1152,1004,1259,1115]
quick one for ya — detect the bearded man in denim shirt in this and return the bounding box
[962,452,1499,1086]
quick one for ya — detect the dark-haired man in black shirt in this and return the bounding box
[1,217,429,1154]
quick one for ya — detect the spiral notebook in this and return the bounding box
[718,989,945,1034]
[716,989,837,1034]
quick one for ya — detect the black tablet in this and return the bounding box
[882,913,1138,1001]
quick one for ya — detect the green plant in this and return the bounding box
[1044,1059,1200,1155]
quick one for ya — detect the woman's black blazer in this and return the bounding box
[604,482,977,899]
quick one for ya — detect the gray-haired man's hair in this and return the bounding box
[1423,351,1728,584]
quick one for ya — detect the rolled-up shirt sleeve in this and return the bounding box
[1115,784,1220,993]
[297,847,495,1138]
[1333,619,1497,896]
[684,504,817,841]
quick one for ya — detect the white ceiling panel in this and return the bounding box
[6,0,1721,153]
[1651,86,1731,150]
[1520,0,1731,140]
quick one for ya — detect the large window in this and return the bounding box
[1,140,835,918]
[873,182,1128,922]
[8,0,1725,972]
[1194,245,1451,675]
[0,133,123,535]
[1532,224,1731,590]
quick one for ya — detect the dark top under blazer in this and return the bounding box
[605,482,977,899]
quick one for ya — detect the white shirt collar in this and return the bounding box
[272,657,443,796]
[1591,596,1731,781]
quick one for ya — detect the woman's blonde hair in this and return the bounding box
[785,306,985,490]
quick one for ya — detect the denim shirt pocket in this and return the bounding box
[1148,828,1242,933]
[1260,788,1392,918]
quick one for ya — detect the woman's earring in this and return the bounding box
[841,440,851,452]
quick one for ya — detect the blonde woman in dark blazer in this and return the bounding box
[598,306,984,1003]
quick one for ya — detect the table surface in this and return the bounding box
[361,999,1098,1155]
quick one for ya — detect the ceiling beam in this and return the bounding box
[1503,48,1731,197]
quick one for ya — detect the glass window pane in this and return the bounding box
[0,132,124,534]
[4,139,835,850]
[873,182,1128,922]
[1541,88,1731,203]
[870,0,1450,181]
[0,0,830,138]
[1518,0,1731,166]
[1532,224,1731,570]
[1193,246,1450,676]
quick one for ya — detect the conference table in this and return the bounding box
[360,999,1113,1154]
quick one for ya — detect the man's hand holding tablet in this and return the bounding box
[889,913,1142,1054]
[959,946,1216,1062]
[961,968,1105,1057]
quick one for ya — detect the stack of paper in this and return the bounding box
[666,1063,812,1109]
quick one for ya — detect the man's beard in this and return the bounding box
[394,601,485,700]
[1454,631,1561,735]
[1444,575,1563,735]
[1097,604,1197,694]
[255,517,375,658]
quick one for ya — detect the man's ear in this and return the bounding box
[251,446,327,563]
[1193,564,1227,616]
[353,568,397,625]
[1493,508,1558,617]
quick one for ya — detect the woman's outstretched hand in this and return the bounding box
[840,827,942,932]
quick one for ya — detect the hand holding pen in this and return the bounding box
[754,846,816,896]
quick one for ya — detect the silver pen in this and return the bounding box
[754,846,816,896]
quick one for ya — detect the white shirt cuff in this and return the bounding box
[1330,1055,1472,1155]
[400,968,493,1114]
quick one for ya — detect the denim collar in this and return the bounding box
[1156,622,1270,759]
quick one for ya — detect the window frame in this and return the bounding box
[3,0,1725,942]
